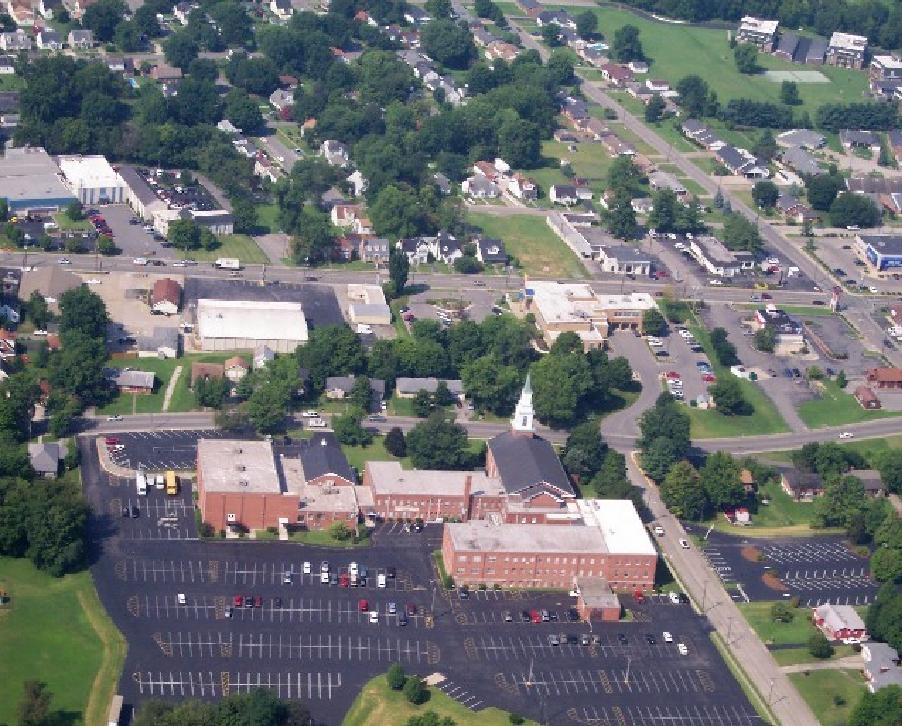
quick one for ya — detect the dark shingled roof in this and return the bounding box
[488,432,574,498]
[298,432,356,483]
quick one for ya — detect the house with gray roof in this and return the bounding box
[136,327,179,359]
[840,129,881,151]
[325,375,385,410]
[776,129,825,150]
[863,643,902,692]
[297,432,356,485]
[395,377,464,399]
[110,369,155,393]
[781,147,823,176]
[28,441,67,478]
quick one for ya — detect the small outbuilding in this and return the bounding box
[574,576,621,622]
[28,441,67,478]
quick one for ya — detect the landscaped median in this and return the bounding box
[0,558,126,726]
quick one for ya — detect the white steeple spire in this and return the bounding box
[511,373,534,434]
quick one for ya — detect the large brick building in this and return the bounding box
[441,499,657,591]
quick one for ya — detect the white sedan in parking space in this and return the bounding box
[707,279,723,286]
[839,431,854,439]
[677,643,689,655]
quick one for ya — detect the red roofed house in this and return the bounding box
[855,385,881,409]
[601,64,634,88]
[813,603,869,644]
[867,367,902,390]
[151,278,181,316]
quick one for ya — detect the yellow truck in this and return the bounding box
[165,470,178,496]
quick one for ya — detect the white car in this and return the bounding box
[320,571,329,584]
[369,611,379,623]
[378,573,387,588]
[85,278,101,285]
[708,279,723,286]
[869,286,879,294]
[349,561,359,575]
[663,631,673,643]
[839,431,854,439]
[674,242,686,250]
[320,561,329,573]
[172,261,186,267]
[669,380,683,388]
[303,561,311,575]
[679,538,690,549]
[648,339,663,347]
[177,593,186,605]
[303,410,320,418]
[107,415,122,421]
[57,257,71,265]
[653,525,664,536]
[132,257,148,266]
[669,592,680,604]
[33,329,48,336]
[282,572,292,584]
[677,643,689,655]
[679,330,693,339]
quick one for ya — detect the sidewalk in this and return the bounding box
[781,655,862,674]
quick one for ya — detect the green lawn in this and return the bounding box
[737,304,835,318]
[798,378,902,428]
[585,7,868,112]
[0,74,24,90]
[97,357,182,415]
[0,558,126,726]
[343,671,539,726]
[53,211,93,232]
[467,211,587,278]
[738,601,819,646]
[772,644,856,666]
[166,352,240,413]
[290,528,372,548]
[789,670,865,726]
[686,322,789,437]
[255,203,281,234]
[342,435,411,474]
[179,234,269,265]
[541,139,618,185]
[703,478,817,535]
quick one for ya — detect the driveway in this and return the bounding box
[101,204,168,259]
[601,329,661,439]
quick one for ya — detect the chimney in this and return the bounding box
[463,475,472,521]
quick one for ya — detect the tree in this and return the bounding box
[836,370,848,389]
[752,180,779,209]
[575,10,597,38]
[780,80,801,106]
[850,686,902,726]
[754,326,776,353]
[164,30,199,70]
[349,375,373,412]
[406,413,469,469]
[660,460,707,519]
[709,327,739,366]
[709,377,750,416]
[675,75,712,118]
[384,427,407,457]
[224,88,263,133]
[641,435,678,482]
[531,353,593,428]
[65,200,84,221]
[328,521,352,541]
[370,185,429,240]
[699,451,744,509]
[82,0,126,41]
[408,713,456,726]
[770,602,795,623]
[607,156,644,196]
[498,118,541,169]
[18,680,53,726]
[421,19,476,69]
[733,44,759,74]
[297,325,366,391]
[425,0,452,17]
[333,409,373,447]
[389,249,409,296]
[871,547,902,582]
[387,663,407,690]
[722,214,762,254]
[403,677,429,705]
[246,381,290,433]
[829,193,882,228]
[58,286,108,342]
[461,355,521,415]
[561,421,607,483]
[806,174,845,211]
[644,94,665,123]
[96,234,116,255]
[813,475,866,528]
[638,396,690,458]
[540,22,561,46]
[642,308,666,337]
[603,192,640,240]
[807,631,834,659]
[612,24,644,63]
[413,389,434,417]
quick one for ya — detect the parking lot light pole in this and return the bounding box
[624,655,631,685]
[431,581,436,614]
[726,617,734,645]
[767,678,775,706]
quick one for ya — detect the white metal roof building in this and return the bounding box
[0,146,76,213]
[56,155,126,204]
[195,299,308,353]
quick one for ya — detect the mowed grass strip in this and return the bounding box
[798,378,902,428]
[788,669,865,726]
[468,211,587,278]
[177,234,270,265]
[0,558,126,726]
[343,672,540,726]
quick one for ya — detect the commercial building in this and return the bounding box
[520,280,656,351]
[153,208,234,236]
[736,16,778,51]
[347,284,391,326]
[855,234,902,276]
[441,498,656,590]
[689,236,755,277]
[151,278,181,315]
[752,307,805,354]
[56,155,125,204]
[596,244,651,276]
[19,266,82,312]
[826,32,867,69]
[0,147,76,213]
[194,299,308,353]
[574,577,621,621]
[118,165,167,221]
[863,643,902,692]
[866,367,902,390]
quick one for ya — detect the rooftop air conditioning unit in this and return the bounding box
[227,513,236,522]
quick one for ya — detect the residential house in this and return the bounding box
[600,131,636,157]
[736,16,778,51]
[863,643,902,692]
[36,30,62,50]
[395,377,464,400]
[715,146,769,178]
[549,184,578,206]
[472,26,496,47]
[253,153,280,183]
[253,344,274,370]
[850,468,885,497]
[776,129,826,150]
[270,0,292,18]
[191,362,224,387]
[0,30,31,51]
[150,63,182,82]
[645,78,671,94]
[224,356,249,383]
[628,60,649,74]
[359,237,390,265]
[681,119,725,151]
[775,194,815,224]
[507,173,537,201]
[5,0,34,26]
[812,603,868,643]
[562,97,589,125]
[136,327,179,359]
[855,385,881,410]
[397,237,432,265]
[324,374,385,409]
[269,88,294,113]
[536,9,575,29]
[780,469,823,501]
[485,41,518,63]
[62,0,95,19]
[0,55,14,74]
[631,197,653,214]
[67,29,94,49]
[38,0,61,18]
[648,171,687,198]
[800,35,828,65]
[431,231,462,264]
[111,369,155,394]
[600,63,633,87]
[780,147,823,177]
[840,129,881,152]
[321,139,350,167]
[474,237,508,265]
[173,1,194,24]
[890,130,902,166]
[826,32,867,69]
[462,175,500,199]
[596,244,651,276]
[433,172,451,195]
[773,31,799,61]
[150,278,181,315]
[330,203,364,229]
[517,0,540,16]
[867,367,902,390]
[403,5,428,25]
[28,441,66,479]
[870,54,902,97]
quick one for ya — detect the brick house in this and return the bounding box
[855,385,881,410]
[867,367,902,390]
[812,603,868,644]
[780,470,823,501]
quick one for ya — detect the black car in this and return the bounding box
[459,586,469,599]
[121,506,130,517]
[329,573,338,586]
[130,506,139,518]
[549,611,559,621]
[503,610,513,622]
[521,610,531,623]
[792,368,801,378]
[387,566,396,578]
[128,218,139,225]
[567,608,580,622]
[566,634,579,645]
[677,593,690,603]
[645,634,656,645]
[274,597,282,608]
[617,633,628,645]
[655,350,669,357]
[399,614,408,626]
[304,275,318,281]
[834,267,846,276]
[580,634,591,646]
[244,596,254,608]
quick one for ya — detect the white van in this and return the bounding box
[377,573,387,588]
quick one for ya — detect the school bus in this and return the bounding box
[165,470,178,496]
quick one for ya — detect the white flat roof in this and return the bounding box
[829,32,867,50]
[577,499,656,556]
[198,439,282,494]
[527,281,656,326]
[366,460,504,497]
[740,16,778,34]
[56,155,124,189]
[197,299,308,342]
[873,55,902,70]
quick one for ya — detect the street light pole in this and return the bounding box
[624,655,631,685]
[767,678,775,705]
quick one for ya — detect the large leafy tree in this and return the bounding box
[296,325,366,391]
[405,413,470,469]
[660,460,707,519]
[699,451,744,510]
[612,24,644,62]
[530,353,593,428]
[460,355,521,415]
[421,19,476,69]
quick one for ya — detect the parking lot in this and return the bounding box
[100,204,165,259]
[81,438,766,725]
[106,429,237,471]
[697,530,878,607]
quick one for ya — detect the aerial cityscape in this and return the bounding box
[1,0,902,723]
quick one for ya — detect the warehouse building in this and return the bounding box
[118,165,167,221]
[0,146,76,213]
[195,299,308,353]
[856,234,902,276]
[56,155,125,204]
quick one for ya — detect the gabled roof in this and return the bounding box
[28,441,66,474]
[151,277,181,306]
[488,431,574,498]
[298,432,355,482]
[395,377,463,395]
[191,361,224,385]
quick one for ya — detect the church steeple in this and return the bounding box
[511,373,534,434]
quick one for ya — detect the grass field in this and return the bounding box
[54,211,93,232]
[254,203,281,234]
[0,558,126,726]
[738,601,822,646]
[166,352,240,413]
[541,139,618,187]
[702,478,817,535]
[584,7,868,112]
[686,322,789,437]
[290,528,372,548]
[343,671,539,726]
[788,670,865,726]
[342,435,411,474]
[179,234,269,265]
[798,379,902,428]
[760,432,902,465]
[467,212,587,278]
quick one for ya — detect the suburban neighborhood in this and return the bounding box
[3,0,902,724]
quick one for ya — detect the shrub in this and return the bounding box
[387,663,406,690]
[403,677,429,705]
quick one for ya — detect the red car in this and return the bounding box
[253,595,262,608]
[233,595,242,607]
[406,603,417,616]
[702,373,716,382]
[665,371,681,379]
[339,573,350,587]
[105,437,120,446]
[358,599,369,612]
[530,609,541,624]
[761,293,772,300]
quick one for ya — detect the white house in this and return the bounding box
[549,184,578,206]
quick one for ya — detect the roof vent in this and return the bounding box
[239,479,249,487]
[235,464,245,472]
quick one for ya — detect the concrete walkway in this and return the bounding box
[780,655,862,673]
[162,365,182,413]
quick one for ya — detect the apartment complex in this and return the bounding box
[736,16,778,51]
[826,32,868,69]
